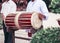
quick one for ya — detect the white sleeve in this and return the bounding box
[40,1,49,19]
[1,4,4,13]
[26,2,31,12]
[26,3,29,12]
[10,4,16,13]
[9,2,17,13]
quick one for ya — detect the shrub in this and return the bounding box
[31,27,60,43]
[49,0,60,13]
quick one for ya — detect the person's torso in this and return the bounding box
[2,1,16,17]
[26,0,49,20]
[26,0,43,13]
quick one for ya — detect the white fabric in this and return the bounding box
[26,0,49,19]
[43,13,60,29]
[1,0,16,17]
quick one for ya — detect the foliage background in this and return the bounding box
[43,0,60,14]
[31,27,60,43]
[49,0,60,13]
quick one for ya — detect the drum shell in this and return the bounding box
[18,13,33,29]
[5,12,33,30]
[5,14,18,30]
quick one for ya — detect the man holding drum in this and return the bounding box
[26,0,49,37]
[1,0,16,43]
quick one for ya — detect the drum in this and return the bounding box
[5,12,42,30]
[5,13,17,30]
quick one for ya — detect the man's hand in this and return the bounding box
[1,13,5,21]
[38,13,46,20]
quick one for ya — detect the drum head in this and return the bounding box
[31,12,42,29]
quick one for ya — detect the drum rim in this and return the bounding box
[31,12,42,29]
